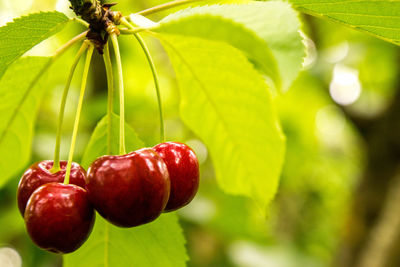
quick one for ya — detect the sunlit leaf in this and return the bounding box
[0,57,49,188]
[158,2,305,89]
[64,214,187,267]
[291,0,400,45]
[0,12,69,79]
[159,33,285,210]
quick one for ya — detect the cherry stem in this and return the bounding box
[64,42,94,184]
[110,33,126,155]
[133,0,203,17]
[0,31,87,145]
[119,27,149,35]
[121,18,165,142]
[72,17,89,28]
[103,42,114,155]
[50,42,89,173]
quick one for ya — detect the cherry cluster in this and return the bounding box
[17,142,199,254]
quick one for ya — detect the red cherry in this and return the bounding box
[24,182,95,254]
[17,160,86,216]
[153,142,199,212]
[86,148,170,227]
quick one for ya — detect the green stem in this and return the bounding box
[0,31,87,145]
[72,17,89,28]
[50,42,89,173]
[53,31,88,61]
[110,34,126,155]
[103,42,114,155]
[121,18,165,142]
[134,0,203,16]
[119,27,148,35]
[64,42,94,184]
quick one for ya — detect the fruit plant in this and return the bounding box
[14,0,205,254]
[1,0,400,266]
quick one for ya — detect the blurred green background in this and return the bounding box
[1,0,399,266]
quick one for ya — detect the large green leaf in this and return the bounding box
[0,11,69,79]
[158,2,305,89]
[0,57,49,188]
[290,0,400,45]
[64,214,187,267]
[159,34,285,209]
[157,5,280,89]
[64,114,188,267]
[80,113,145,169]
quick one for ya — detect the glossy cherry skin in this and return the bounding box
[17,160,86,216]
[24,182,95,254]
[153,142,199,212]
[86,148,170,227]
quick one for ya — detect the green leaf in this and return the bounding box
[159,33,285,209]
[64,114,188,267]
[0,57,49,188]
[158,6,280,89]
[64,214,187,267]
[158,2,305,90]
[80,113,145,169]
[0,11,69,79]
[290,0,400,45]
